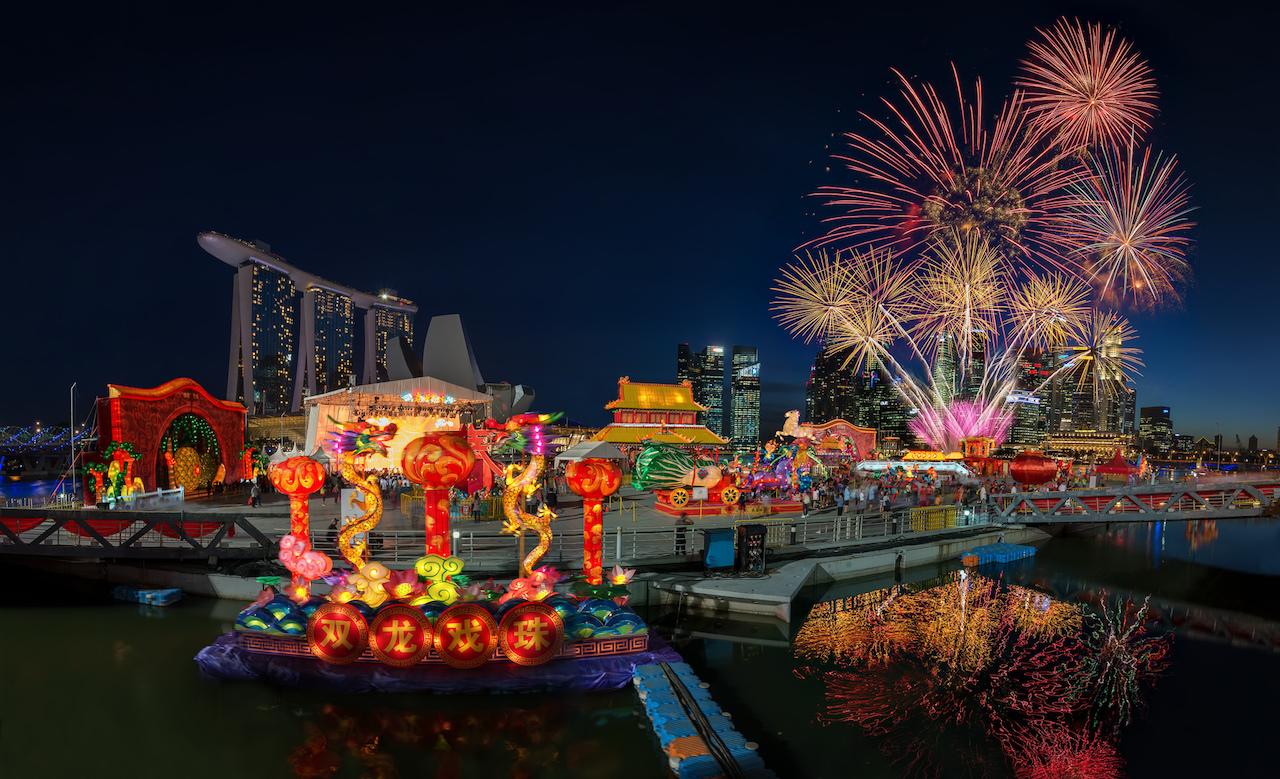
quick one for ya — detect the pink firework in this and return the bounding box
[909,398,1013,453]
[1019,18,1159,151]
[1064,144,1194,310]
[812,66,1086,277]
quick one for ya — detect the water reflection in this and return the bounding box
[794,572,1170,778]
[288,699,634,779]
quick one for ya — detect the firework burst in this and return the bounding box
[772,247,914,374]
[909,231,1007,369]
[1049,309,1143,406]
[1066,143,1194,309]
[1019,18,1159,151]
[1006,272,1092,350]
[812,66,1086,277]
[770,249,858,343]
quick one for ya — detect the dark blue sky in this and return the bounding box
[3,2,1275,442]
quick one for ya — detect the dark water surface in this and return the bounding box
[3,518,1278,778]
[0,569,665,779]
[661,518,1280,778]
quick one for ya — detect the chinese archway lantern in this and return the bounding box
[269,456,328,600]
[565,458,622,585]
[401,433,476,557]
[1010,451,1058,487]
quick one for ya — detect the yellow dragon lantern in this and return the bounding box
[491,413,562,577]
[324,418,398,568]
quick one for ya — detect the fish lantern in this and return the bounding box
[269,456,327,600]
[565,458,622,585]
[1010,452,1058,487]
[401,433,476,557]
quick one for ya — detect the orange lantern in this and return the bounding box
[401,433,476,557]
[565,458,622,585]
[269,456,327,598]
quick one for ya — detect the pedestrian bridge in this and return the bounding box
[990,478,1280,523]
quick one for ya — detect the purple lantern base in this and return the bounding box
[194,632,681,694]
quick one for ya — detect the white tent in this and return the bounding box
[554,440,627,465]
[308,447,336,473]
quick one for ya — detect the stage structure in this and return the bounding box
[302,377,490,474]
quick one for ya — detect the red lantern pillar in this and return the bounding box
[401,433,476,557]
[565,458,622,585]
[269,456,327,598]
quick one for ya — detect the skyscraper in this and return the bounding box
[933,334,959,406]
[202,232,417,415]
[1007,350,1050,447]
[369,299,415,383]
[851,358,915,452]
[729,346,761,451]
[244,262,297,416]
[1138,406,1173,454]
[307,287,356,395]
[805,345,859,423]
[676,344,697,386]
[696,346,726,436]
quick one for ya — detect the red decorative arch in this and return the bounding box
[95,378,246,491]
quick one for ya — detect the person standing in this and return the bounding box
[835,488,846,517]
[801,489,811,518]
[249,481,260,508]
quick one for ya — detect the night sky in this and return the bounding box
[3,2,1276,442]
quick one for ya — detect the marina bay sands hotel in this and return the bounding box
[199,231,417,416]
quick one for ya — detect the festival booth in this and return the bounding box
[1095,450,1139,483]
[303,376,492,487]
[91,378,245,505]
[197,412,674,693]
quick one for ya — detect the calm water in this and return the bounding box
[0,570,665,779]
[662,518,1280,778]
[0,477,69,501]
[3,519,1278,778]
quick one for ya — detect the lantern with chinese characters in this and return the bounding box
[565,458,622,585]
[433,603,498,669]
[498,601,563,666]
[307,602,369,664]
[401,433,476,557]
[269,456,328,599]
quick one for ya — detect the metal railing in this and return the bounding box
[1,502,991,569]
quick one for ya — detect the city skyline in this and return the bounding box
[2,4,1276,441]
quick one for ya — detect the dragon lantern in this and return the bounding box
[323,418,398,569]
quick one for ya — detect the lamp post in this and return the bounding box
[69,382,76,504]
[269,456,327,600]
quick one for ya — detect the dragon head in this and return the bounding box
[489,412,563,455]
[325,417,399,458]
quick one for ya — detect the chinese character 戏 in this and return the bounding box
[447,617,484,653]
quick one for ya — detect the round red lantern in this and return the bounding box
[269,456,327,598]
[1010,452,1058,486]
[565,458,622,585]
[401,433,476,557]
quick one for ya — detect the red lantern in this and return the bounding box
[401,433,476,557]
[565,458,622,585]
[269,456,327,598]
[1010,452,1058,486]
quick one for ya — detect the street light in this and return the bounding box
[70,382,77,504]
